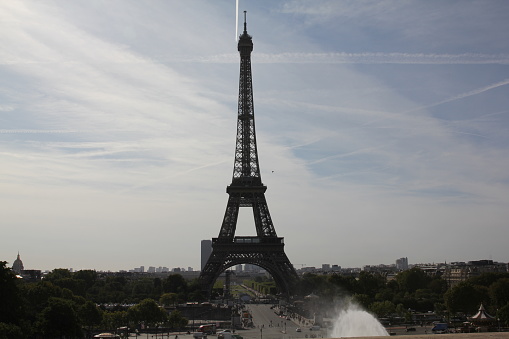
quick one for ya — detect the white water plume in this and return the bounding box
[331,300,389,337]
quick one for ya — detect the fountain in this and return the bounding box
[331,301,389,337]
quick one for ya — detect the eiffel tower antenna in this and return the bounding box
[243,10,247,33]
[200,13,298,299]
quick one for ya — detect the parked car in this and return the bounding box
[296,328,301,332]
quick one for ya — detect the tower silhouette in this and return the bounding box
[199,12,298,298]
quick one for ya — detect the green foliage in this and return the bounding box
[164,274,188,294]
[357,272,386,298]
[444,281,488,314]
[369,300,396,318]
[168,310,188,330]
[0,261,23,325]
[468,272,509,287]
[328,274,357,293]
[395,268,431,293]
[497,303,509,327]
[79,300,103,328]
[489,278,509,308]
[102,310,128,331]
[36,297,82,338]
[11,264,509,335]
[0,322,23,339]
[353,294,371,309]
[127,298,168,327]
[160,292,179,307]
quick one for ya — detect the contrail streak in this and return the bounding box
[405,78,509,113]
[184,52,509,65]
[0,129,77,134]
[235,0,239,41]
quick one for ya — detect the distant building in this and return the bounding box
[322,264,331,271]
[235,264,243,272]
[201,240,212,271]
[443,260,508,286]
[363,264,397,273]
[21,270,41,282]
[12,252,24,274]
[244,264,261,272]
[396,257,409,270]
[130,266,145,273]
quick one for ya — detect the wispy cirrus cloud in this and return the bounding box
[168,52,509,65]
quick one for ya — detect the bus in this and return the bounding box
[198,324,216,334]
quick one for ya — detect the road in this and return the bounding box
[235,304,325,339]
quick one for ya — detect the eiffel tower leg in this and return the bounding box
[200,240,299,299]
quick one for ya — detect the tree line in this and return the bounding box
[294,268,509,325]
[2,261,509,338]
[0,262,198,338]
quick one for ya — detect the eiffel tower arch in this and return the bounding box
[200,13,298,298]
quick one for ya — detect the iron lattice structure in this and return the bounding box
[200,14,298,298]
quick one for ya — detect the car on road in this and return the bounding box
[296,328,301,332]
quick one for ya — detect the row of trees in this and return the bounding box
[42,268,205,304]
[0,262,192,338]
[3,260,509,337]
[294,268,509,325]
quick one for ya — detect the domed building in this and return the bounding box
[12,252,24,274]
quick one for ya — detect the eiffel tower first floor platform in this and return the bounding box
[200,236,299,299]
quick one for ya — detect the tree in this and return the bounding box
[369,300,396,318]
[444,282,488,314]
[163,274,188,295]
[79,300,103,336]
[497,303,509,327]
[489,278,509,308]
[168,310,188,330]
[395,268,431,293]
[160,293,179,307]
[469,272,509,288]
[328,274,357,294]
[356,272,385,298]
[102,311,128,332]
[0,261,22,325]
[128,299,168,329]
[37,297,82,338]
[44,268,72,282]
[0,322,23,339]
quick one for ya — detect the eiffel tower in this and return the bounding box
[200,13,298,298]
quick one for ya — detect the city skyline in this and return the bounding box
[2,1,509,271]
[7,251,506,274]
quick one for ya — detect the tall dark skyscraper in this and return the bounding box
[200,240,212,271]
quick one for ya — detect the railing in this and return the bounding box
[212,237,284,244]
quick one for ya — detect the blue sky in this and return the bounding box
[1,0,508,272]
